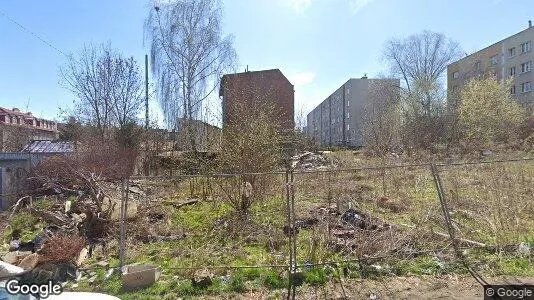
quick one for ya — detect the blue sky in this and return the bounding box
[0,0,532,124]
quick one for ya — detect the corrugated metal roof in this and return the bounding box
[20,140,74,153]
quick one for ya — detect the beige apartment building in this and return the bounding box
[448,21,534,111]
[305,77,399,148]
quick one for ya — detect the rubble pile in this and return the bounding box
[1,174,147,289]
[291,151,333,171]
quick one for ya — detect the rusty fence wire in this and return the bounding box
[115,157,534,298]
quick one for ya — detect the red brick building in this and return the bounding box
[0,107,58,152]
[219,69,294,133]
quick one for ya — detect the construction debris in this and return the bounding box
[291,152,332,170]
[121,264,160,291]
[192,269,213,288]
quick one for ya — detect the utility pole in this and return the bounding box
[145,54,149,129]
[144,54,150,176]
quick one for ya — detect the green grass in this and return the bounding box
[51,151,534,297]
[5,211,44,241]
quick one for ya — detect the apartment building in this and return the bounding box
[448,21,534,110]
[306,77,400,148]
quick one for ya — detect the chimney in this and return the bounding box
[530,20,532,28]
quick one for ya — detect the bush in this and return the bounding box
[261,270,286,289]
[215,98,283,213]
[229,271,246,292]
[303,268,328,286]
[39,235,86,265]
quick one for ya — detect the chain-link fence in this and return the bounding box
[115,158,534,298]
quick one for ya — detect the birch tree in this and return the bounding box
[145,0,237,151]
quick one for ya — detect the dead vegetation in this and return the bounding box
[2,149,533,298]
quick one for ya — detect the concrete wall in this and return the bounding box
[0,154,31,210]
[0,153,61,211]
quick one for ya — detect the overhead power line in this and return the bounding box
[0,7,69,58]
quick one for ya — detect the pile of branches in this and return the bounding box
[10,144,138,242]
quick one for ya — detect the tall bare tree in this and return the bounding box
[60,43,144,139]
[384,31,462,115]
[145,0,237,151]
[383,31,462,150]
[362,80,402,155]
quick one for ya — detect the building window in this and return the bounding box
[521,61,531,73]
[346,112,350,119]
[509,47,516,57]
[521,41,531,54]
[510,66,516,76]
[346,88,350,95]
[347,100,350,107]
[491,55,498,65]
[511,85,516,94]
[474,61,481,70]
[453,71,459,79]
[521,82,531,93]
[346,124,350,130]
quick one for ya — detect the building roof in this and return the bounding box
[21,140,74,153]
[0,107,32,117]
[448,23,534,68]
[219,68,294,96]
[0,106,58,133]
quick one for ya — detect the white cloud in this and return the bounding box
[286,0,312,14]
[349,0,375,14]
[289,71,316,87]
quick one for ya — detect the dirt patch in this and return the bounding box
[201,275,534,299]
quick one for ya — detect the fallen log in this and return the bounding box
[399,223,486,248]
[28,207,70,226]
[9,196,31,221]
[137,234,186,243]
[163,199,198,209]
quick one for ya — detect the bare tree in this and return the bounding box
[145,0,237,151]
[60,43,144,139]
[383,31,462,151]
[362,80,402,155]
[384,31,462,115]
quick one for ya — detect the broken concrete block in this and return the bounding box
[95,261,109,267]
[2,250,32,265]
[18,253,40,270]
[0,260,24,277]
[121,264,160,291]
[2,252,20,265]
[76,248,89,267]
[105,198,138,221]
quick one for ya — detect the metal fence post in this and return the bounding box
[290,169,297,300]
[119,179,126,271]
[430,163,488,286]
[284,170,292,300]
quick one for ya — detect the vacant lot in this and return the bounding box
[3,151,534,299]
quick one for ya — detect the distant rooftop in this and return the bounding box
[0,106,57,132]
